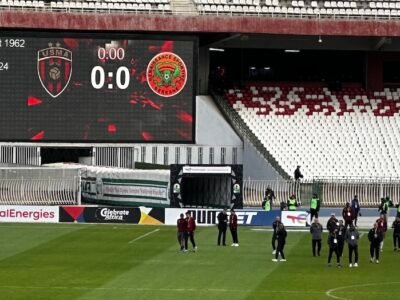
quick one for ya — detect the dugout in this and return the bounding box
[170,164,243,209]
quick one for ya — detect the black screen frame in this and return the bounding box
[0,29,198,144]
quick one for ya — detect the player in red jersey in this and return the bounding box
[185,211,197,252]
[376,214,387,252]
[177,213,187,252]
[229,209,239,247]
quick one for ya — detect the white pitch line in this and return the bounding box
[0,285,325,294]
[128,228,160,244]
[325,282,400,300]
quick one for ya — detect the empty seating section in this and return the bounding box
[0,0,398,17]
[194,0,400,18]
[225,84,400,179]
[0,0,171,12]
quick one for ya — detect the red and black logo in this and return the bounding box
[37,43,72,98]
[146,52,187,97]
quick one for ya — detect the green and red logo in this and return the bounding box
[146,52,187,97]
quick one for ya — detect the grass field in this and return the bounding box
[0,224,399,300]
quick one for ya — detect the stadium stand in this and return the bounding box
[0,0,172,13]
[225,84,400,179]
[194,0,400,18]
[1,0,400,18]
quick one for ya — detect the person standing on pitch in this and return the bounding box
[327,213,339,233]
[309,193,321,222]
[337,220,346,257]
[379,196,393,222]
[272,223,287,262]
[280,200,287,211]
[310,218,323,257]
[392,217,400,251]
[396,202,400,219]
[177,213,187,252]
[327,228,341,267]
[229,209,239,247]
[217,208,228,246]
[262,187,275,212]
[376,214,387,252]
[185,211,197,252]
[345,224,360,268]
[351,195,362,227]
[368,223,383,263]
[272,216,282,254]
[287,194,298,211]
[342,202,355,230]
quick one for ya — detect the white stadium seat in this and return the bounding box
[225,84,400,179]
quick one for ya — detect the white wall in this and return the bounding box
[196,96,242,146]
[243,140,284,180]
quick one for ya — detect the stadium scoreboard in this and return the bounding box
[0,33,196,142]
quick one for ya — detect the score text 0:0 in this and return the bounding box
[91,66,130,90]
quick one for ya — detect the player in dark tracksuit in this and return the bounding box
[327,229,341,267]
[272,224,287,262]
[369,223,383,263]
[217,209,228,246]
[272,216,282,254]
[310,218,323,256]
[351,195,361,227]
[185,211,197,252]
[327,214,339,233]
[229,209,239,246]
[310,218,323,257]
[345,225,360,267]
[392,217,400,251]
[177,213,187,252]
[337,220,346,257]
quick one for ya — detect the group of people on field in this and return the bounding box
[176,185,400,266]
[176,208,240,252]
[267,190,400,267]
[216,208,239,247]
[176,212,197,252]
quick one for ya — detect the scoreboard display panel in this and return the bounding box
[0,33,196,142]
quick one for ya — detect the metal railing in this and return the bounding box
[244,179,312,207]
[0,168,81,205]
[243,178,400,208]
[211,91,291,179]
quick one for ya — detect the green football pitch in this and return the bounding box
[0,223,399,300]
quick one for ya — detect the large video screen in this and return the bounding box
[0,33,196,142]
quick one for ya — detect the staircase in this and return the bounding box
[170,0,199,15]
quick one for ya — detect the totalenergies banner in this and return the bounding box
[281,211,311,227]
[0,205,59,223]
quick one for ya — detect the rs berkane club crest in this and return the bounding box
[146,52,187,98]
[154,62,181,87]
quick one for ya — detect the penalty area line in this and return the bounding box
[128,228,160,244]
[325,282,400,300]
